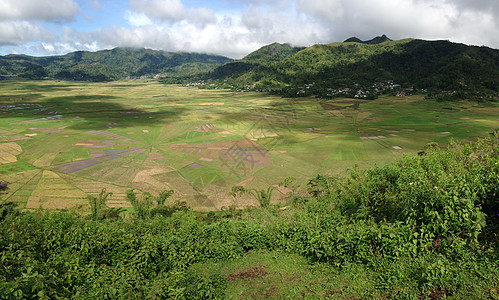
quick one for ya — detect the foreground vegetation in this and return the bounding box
[1,135,498,299]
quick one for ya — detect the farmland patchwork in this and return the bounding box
[1,80,498,211]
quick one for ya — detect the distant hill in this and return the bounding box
[0,48,232,81]
[1,37,498,101]
[208,37,499,99]
[344,34,393,44]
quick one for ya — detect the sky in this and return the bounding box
[0,0,498,59]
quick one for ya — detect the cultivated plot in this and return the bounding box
[1,80,498,211]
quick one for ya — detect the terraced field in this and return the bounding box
[1,80,498,211]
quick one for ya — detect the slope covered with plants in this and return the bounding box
[207,42,304,80]
[0,48,232,81]
[207,38,499,101]
[1,135,498,298]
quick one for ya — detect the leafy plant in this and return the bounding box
[126,189,153,220]
[87,188,113,220]
[231,185,276,208]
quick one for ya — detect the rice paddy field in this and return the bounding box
[0,80,498,212]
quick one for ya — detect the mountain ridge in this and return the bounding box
[343,34,393,44]
[0,47,233,81]
[1,37,498,102]
[204,37,499,100]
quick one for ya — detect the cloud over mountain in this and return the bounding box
[0,0,497,58]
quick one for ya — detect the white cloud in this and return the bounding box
[130,0,186,22]
[0,0,80,22]
[129,0,216,28]
[125,11,154,27]
[0,21,51,46]
[187,7,217,28]
[79,25,175,50]
[1,0,498,57]
[295,0,499,47]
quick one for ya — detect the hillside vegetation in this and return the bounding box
[1,135,498,298]
[204,38,499,101]
[2,37,498,101]
[0,48,232,81]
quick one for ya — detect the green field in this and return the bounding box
[1,80,498,211]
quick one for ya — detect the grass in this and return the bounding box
[0,80,498,211]
[0,161,36,175]
[189,250,338,299]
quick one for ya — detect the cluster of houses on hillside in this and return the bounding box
[185,79,424,99]
[324,81,420,99]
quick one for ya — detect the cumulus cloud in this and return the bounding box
[0,21,51,46]
[130,0,186,22]
[129,0,216,28]
[295,0,499,47]
[1,0,498,57]
[188,7,217,28]
[241,4,326,45]
[0,0,80,22]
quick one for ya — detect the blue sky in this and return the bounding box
[1,0,498,58]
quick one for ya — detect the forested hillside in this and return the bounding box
[205,38,499,101]
[0,48,232,81]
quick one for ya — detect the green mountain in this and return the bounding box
[241,42,306,64]
[344,34,392,44]
[211,38,499,99]
[208,42,304,80]
[0,48,232,81]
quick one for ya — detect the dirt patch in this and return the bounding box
[76,140,100,146]
[227,265,268,282]
[426,288,451,299]
[236,176,254,187]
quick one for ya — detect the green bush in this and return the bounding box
[0,136,497,298]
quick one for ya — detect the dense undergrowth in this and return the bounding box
[0,135,498,299]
